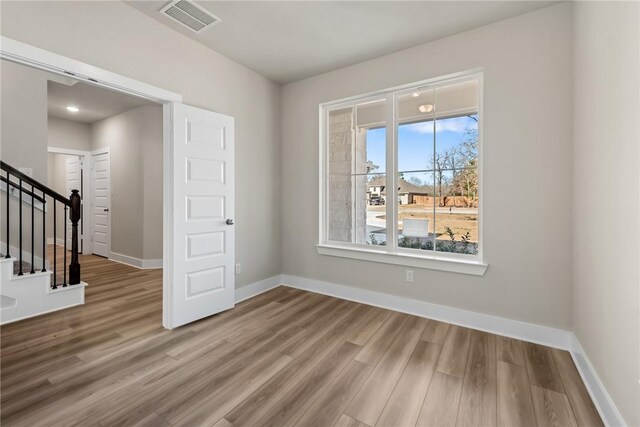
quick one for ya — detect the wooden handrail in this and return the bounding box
[0,161,70,205]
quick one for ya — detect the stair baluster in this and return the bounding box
[18,178,23,276]
[41,191,46,273]
[30,184,35,274]
[5,172,9,258]
[63,205,68,287]
[53,201,57,289]
[1,161,81,288]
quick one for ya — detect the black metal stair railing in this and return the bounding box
[1,160,81,288]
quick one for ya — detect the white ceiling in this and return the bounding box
[48,80,155,124]
[126,1,556,84]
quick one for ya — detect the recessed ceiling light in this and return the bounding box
[418,104,434,113]
[411,92,420,98]
[66,106,79,113]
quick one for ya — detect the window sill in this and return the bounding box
[316,244,488,276]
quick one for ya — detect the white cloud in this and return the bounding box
[406,117,471,134]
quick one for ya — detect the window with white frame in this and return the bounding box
[319,72,483,270]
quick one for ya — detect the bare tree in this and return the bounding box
[365,160,380,183]
[427,114,479,206]
[407,176,423,186]
[429,149,455,206]
[450,119,479,205]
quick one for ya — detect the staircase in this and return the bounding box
[0,256,85,323]
[0,161,87,325]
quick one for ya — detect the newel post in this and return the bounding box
[69,190,81,285]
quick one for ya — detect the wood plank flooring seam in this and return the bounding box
[314,361,375,427]
[522,345,542,427]
[0,248,604,427]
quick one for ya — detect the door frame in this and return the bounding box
[47,147,114,259]
[89,148,111,258]
[2,36,183,329]
[47,147,91,254]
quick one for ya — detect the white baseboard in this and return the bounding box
[235,274,282,304]
[109,252,162,270]
[47,238,65,246]
[279,274,623,426]
[140,259,163,269]
[569,334,627,427]
[47,238,94,256]
[281,274,572,350]
[1,301,84,325]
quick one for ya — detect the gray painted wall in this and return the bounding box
[140,107,164,261]
[573,2,640,425]
[0,60,49,259]
[281,3,575,330]
[91,105,163,261]
[2,3,638,422]
[48,117,91,151]
[46,109,162,262]
[1,1,282,288]
[0,60,48,182]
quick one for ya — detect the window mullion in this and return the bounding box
[385,92,397,252]
[351,105,358,243]
[320,107,327,245]
[321,71,482,261]
[432,90,437,251]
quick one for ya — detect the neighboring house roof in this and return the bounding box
[367,176,385,188]
[367,177,430,194]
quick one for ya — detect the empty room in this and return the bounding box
[0,1,637,426]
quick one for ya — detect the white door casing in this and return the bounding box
[2,36,184,331]
[91,150,111,258]
[169,103,235,328]
[65,156,82,251]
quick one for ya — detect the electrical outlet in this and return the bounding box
[235,263,241,275]
[406,270,414,283]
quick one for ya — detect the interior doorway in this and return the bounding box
[2,36,237,329]
[89,149,110,258]
[45,75,162,266]
[46,150,85,254]
[47,148,113,258]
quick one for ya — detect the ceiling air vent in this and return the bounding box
[160,0,221,33]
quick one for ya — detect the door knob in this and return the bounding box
[226,219,234,225]
[103,208,109,212]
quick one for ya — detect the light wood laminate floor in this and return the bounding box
[0,254,603,426]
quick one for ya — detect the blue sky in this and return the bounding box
[365,115,477,176]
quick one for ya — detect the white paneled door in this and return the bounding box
[65,156,82,251]
[91,151,111,258]
[169,103,235,328]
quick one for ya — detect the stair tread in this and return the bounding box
[3,249,74,288]
[9,261,65,287]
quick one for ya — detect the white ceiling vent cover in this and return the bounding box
[160,0,221,33]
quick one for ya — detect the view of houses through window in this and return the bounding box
[324,74,480,258]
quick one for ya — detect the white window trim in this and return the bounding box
[318,69,487,276]
[317,244,487,276]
